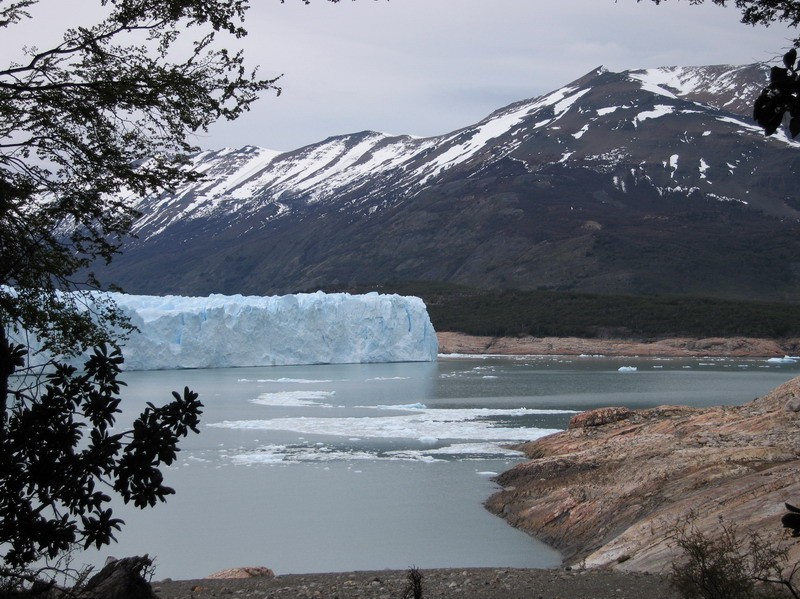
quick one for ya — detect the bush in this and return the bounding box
[670,515,799,599]
[403,566,424,599]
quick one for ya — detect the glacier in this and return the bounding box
[21,291,439,371]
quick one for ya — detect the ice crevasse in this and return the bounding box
[107,291,439,370]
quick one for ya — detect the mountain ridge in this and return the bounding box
[98,63,800,303]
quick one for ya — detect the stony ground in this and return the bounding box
[154,568,679,599]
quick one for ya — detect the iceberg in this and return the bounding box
[118,291,439,370]
[19,291,439,371]
[767,356,798,365]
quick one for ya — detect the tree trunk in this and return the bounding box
[0,326,11,440]
[80,556,157,599]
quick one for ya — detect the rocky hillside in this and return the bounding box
[485,375,800,573]
[97,64,800,303]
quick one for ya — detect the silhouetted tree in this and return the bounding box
[753,48,800,136]
[0,0,339,585]
[642,1,800,136]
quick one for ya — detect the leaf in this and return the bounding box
[770,66,791,87]
[784,48,798,69]
[790,116,800,138]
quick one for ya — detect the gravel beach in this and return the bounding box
[154,567,680,599]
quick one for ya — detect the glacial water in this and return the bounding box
[78,354,800,579]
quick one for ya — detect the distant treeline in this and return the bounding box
[319,282,800,339]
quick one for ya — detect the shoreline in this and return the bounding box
[147,334,797,597]
[437,331,800,357]
[485,375,800,574]
[155,567,678,599]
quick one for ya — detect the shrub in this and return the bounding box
[670,515,799,599]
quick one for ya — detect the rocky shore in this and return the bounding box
[437,331,800,357]
[155,567,678,599]
[485,376,800,573]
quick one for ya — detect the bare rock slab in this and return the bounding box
[486,376,800,573]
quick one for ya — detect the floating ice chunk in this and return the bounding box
[209,407,573,442]
[767,356,798,364]
[420,443,524,458]
[226,439,532,466]
[251,391,337,408]
[618,366,638,373]
[238,377,336,384]
[370,403,428,411]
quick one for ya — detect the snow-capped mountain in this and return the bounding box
[101,63,800,302]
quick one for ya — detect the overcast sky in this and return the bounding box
[6,1,795,151]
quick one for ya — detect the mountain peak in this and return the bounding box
[103,63,800,303]
[626,63,767,116]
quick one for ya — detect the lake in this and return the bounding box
[79,354,800,579]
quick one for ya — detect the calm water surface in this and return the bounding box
[79,355,800,579]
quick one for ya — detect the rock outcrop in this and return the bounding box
[81,556,157,599]
[485,376,800,573]
[205,567,275,580]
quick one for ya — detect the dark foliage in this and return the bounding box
[0,343,202,571]
[782,504,800,537]
[403,566,424,599]
[0,0,281,355]
[326,282,800,340]
[754,50,800,136]
[0,0,333,582]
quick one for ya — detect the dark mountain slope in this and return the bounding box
[98,64,800,302]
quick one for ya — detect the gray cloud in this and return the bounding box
[2,0,791,151]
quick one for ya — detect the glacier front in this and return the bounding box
[108,291,438,370]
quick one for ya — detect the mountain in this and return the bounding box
[99,64,800,302]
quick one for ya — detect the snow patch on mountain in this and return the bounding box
[629,72,680,99]
[634,104,675,126]
[572,124,590,139]
[116,63,797,251]
[699,158,710,179]
[668,154,679,178]
[416,86,591,184]
[630,67,702,98]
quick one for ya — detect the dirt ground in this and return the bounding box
[155,567,680,599]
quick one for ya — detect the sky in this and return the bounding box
[4,0,796,152]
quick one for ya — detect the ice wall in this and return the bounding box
[108,291,438,370]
